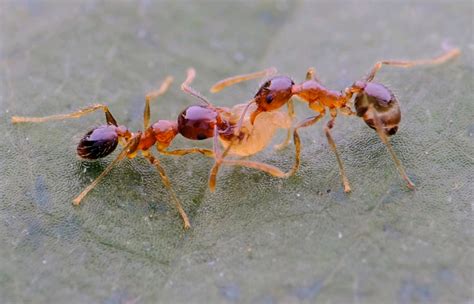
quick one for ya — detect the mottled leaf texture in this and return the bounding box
[1,1,472,303]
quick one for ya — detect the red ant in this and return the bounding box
[210,48,460,192]
[11,69,295,229]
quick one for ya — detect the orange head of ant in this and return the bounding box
[353,81,401,136]
[77,125,124,159]
[177,105,229,140]
[251,76,294,124]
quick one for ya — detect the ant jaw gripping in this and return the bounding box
[354,82,401,136]
[77,125,120,159]
[250,107,263,125]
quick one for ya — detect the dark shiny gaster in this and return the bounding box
[77,125,119,159]
[354,82,401,136]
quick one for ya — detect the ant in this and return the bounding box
[11,69,294,229]
[210,48,460,192]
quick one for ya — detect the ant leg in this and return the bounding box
[324,112,351,193]
[210,139,299,183]
[12,104,118,126]
[209,157,297,188]
[287,112,325,176]
[208,128,231,192]
[365,48,460,82]
[234,98,256,135]
[181,68,213,105]
[210,67,277,93]
[142,151,191,230]
[371,109,415,190]
[159,148,214,158]
[209,117,314,186]
[220,159,292,178]
[144,76,173,129]
[72,135,141,205]
[274,99,295,151]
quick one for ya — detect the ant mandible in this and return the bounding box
[210,48,460,192]
[11,69,295,229]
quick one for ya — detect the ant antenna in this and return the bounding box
[210,67,277,93]
[234,98,256,136]
[365,48,460,82]
[144,76,174,129]
[181,68,213,106]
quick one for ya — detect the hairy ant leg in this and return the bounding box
[142,151,191,229]
[208,127,228,192]
[209,128,298,191]
[324,110,351,193]
[274,98,295,151]
[220,160,294,177]
[370,105,415,189]
[288,111,325,177]
[72,134,141,205]
[159,148,214,157]
[12,103,118,126]
[365,48,460,82]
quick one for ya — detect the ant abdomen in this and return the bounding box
[354,82,401,136]
[177,105,222,140]
[77,125,119,159]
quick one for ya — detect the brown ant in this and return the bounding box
[11,69,294,229]
[210,48,460,192]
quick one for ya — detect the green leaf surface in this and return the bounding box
[1,1,472,303]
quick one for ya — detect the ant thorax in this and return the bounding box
[219,103,292,156]
[295,79,347,109]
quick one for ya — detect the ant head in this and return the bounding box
[252,76,294,123]
[354,82,401,136]
[178,105,227,140]
[151,120,178,150]
[77,125,119,159]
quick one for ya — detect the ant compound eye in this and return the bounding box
[266,94,274,104]
[77,125,118,159]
